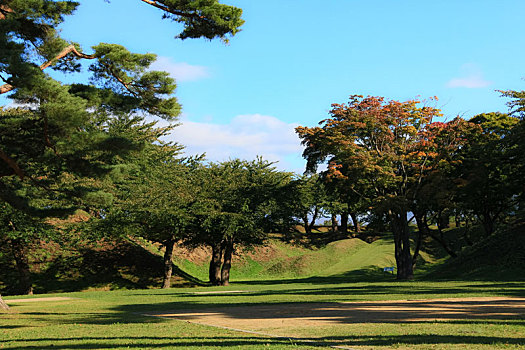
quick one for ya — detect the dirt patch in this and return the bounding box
[5,297,77,303]
[145,297,525,330]
[172,245,211,265]
[240,245,282,264]
[190,290,251,295]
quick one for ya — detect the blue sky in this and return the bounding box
[11,1,525,172]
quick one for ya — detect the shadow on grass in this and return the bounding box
[0,336,316,349]
[238,267,397,285]
[316,334,525,347]
[5,276,525,349]
[2,333,524,349]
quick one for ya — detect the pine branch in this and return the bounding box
[0,148,25,179]
[140,0,203,19]
[0,45,96,95]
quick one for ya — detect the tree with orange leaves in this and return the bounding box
[296,95,465,279]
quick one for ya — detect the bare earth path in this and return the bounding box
[145,296,525,330]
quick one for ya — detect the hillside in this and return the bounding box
[429,221,525,280]
[2,222,524,296]
[1,232,402,295]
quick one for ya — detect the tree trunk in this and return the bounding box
[10,239,33,295]
[464,217,474,246]
[412,212,425,269]
[417,214,457,258]
[302,215,312,235]
[161,237,176,289]
[478,211,495,237]
[220,242,233,286]
[389,209,413,280]
[209,243,223,285]
[309,207,319,233]
[350,212,360,233]
[455,211,461,228]
[331,214,338,233]
[340,211,349,234]
[0,294,9,311]
[437,210,450,230]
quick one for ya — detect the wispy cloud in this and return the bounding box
[446,63,492,88]
[150,56,210,82]
[164,114,305,171]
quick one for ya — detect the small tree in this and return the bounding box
[0,201,54,295]
[285,175,327,235]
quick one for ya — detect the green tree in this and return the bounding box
[0,201,53,295]
[455,112,519,236]
[188,159,289,286]
[0,0,243,301]
[286,174,327,235]
[105,145,201,289]
[500,89,525,215]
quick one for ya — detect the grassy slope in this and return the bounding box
[429,221,525,280]
[169,235,398,283]
[2,219,524,296]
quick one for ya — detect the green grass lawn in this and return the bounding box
[2,279,524,349]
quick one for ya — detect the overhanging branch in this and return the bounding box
[0,45,96,95]
[140,0,203,19]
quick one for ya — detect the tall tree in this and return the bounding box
[0,0,243,298]
[297,95,447,279]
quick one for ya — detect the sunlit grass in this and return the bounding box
[2,279,524,349]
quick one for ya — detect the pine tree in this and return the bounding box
[0,0,243,299]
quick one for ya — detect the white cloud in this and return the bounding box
[446,63,492,88]
[164,114,305,171]
[150,56,210,82]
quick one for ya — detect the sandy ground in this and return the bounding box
[145,297,525,330]
[5,297,76,303]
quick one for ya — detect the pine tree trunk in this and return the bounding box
[209,243,223,285]
[0,294,9,311]
[11,239,33,295]
[340,211,349,234]
[220,242,233,286]
[389,210,414,280]
[350,212,360,233]
[161,238,176,289]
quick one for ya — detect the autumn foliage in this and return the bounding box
[296,95,481,279]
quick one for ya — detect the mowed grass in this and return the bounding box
[2,279,525,349]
